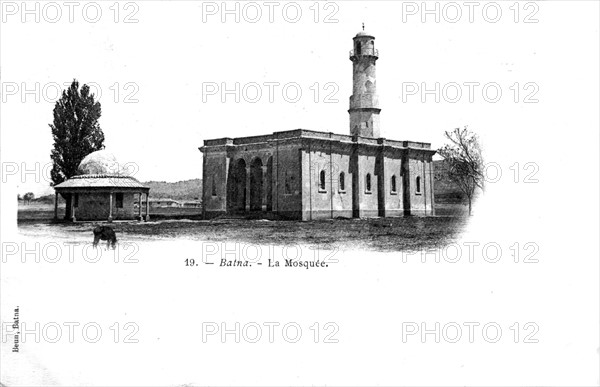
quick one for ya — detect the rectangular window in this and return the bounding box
[116,193,124,208]
[73,194,79,208]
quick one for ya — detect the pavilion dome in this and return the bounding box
[77,149,127,176]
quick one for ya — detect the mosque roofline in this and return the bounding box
[200,129,433,151]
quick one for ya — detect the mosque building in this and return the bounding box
[199,29,436,220]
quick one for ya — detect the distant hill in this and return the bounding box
[20,179,203,204]
[29,172,460,205]
[143,179,202,200]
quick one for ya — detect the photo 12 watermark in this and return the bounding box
[2,161,140,185]
[2,241,140,264]
[402,321,540,343]
[401,2,540,24]
[401,241,539,264]
[202,321,339,343]
[2,313,140,353]
[401,82,540,104]
[200,1,339,24]
[192,241,339,268]
[1,1,140,24]
[1,81,140,104]
[201,81,339,104]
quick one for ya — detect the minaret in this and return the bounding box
[349,25,381,138]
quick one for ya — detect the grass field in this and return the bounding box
[17,203,469,252]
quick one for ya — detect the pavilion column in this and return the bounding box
[138,192,143,221]
[245,166,251,212]
[54,192,59,220]
[429,157,435,216]
[261,165,267,211]
[144,192,150,221]
[70,193,76,222]
[108,192,113,222]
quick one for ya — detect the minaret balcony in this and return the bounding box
[349,48,379,60]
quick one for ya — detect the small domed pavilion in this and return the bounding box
[53,150,150,222]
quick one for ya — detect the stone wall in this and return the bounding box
[404,154,435,216]
[273,142,302,219]
[301,139,354,220]
[74,192,137,220]
[200,130,436,220]
[202,151,229,217]
[381,152,404,217]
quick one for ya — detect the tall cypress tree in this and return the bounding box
[49,80,105,218]
[50,80,105,185]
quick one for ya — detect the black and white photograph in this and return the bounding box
[0,1,599,385]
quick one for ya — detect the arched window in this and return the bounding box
[319,170,326,191]
[416,176,421,194]
[391,175,397,193]
[366,173,372,192]
[339,172,345,191]
[211,175,217,196]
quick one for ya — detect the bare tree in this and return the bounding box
[23,192,35,205]
[437,126,484,216]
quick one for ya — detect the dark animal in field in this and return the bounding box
[93,226,117,250]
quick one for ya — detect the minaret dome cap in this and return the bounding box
[354,30,375,39]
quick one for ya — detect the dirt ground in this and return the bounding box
[17,203,469,252]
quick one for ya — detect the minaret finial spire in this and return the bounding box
[362,22,365,31]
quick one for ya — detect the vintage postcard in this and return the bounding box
[1,1,599,386]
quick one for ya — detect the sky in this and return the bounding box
[1,1,599,197]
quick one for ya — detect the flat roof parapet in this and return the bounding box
[402,140,431,149]
[273,129,303,139]
[202,129,431,150]
[233,134,272,145]
[203,138,233,146]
